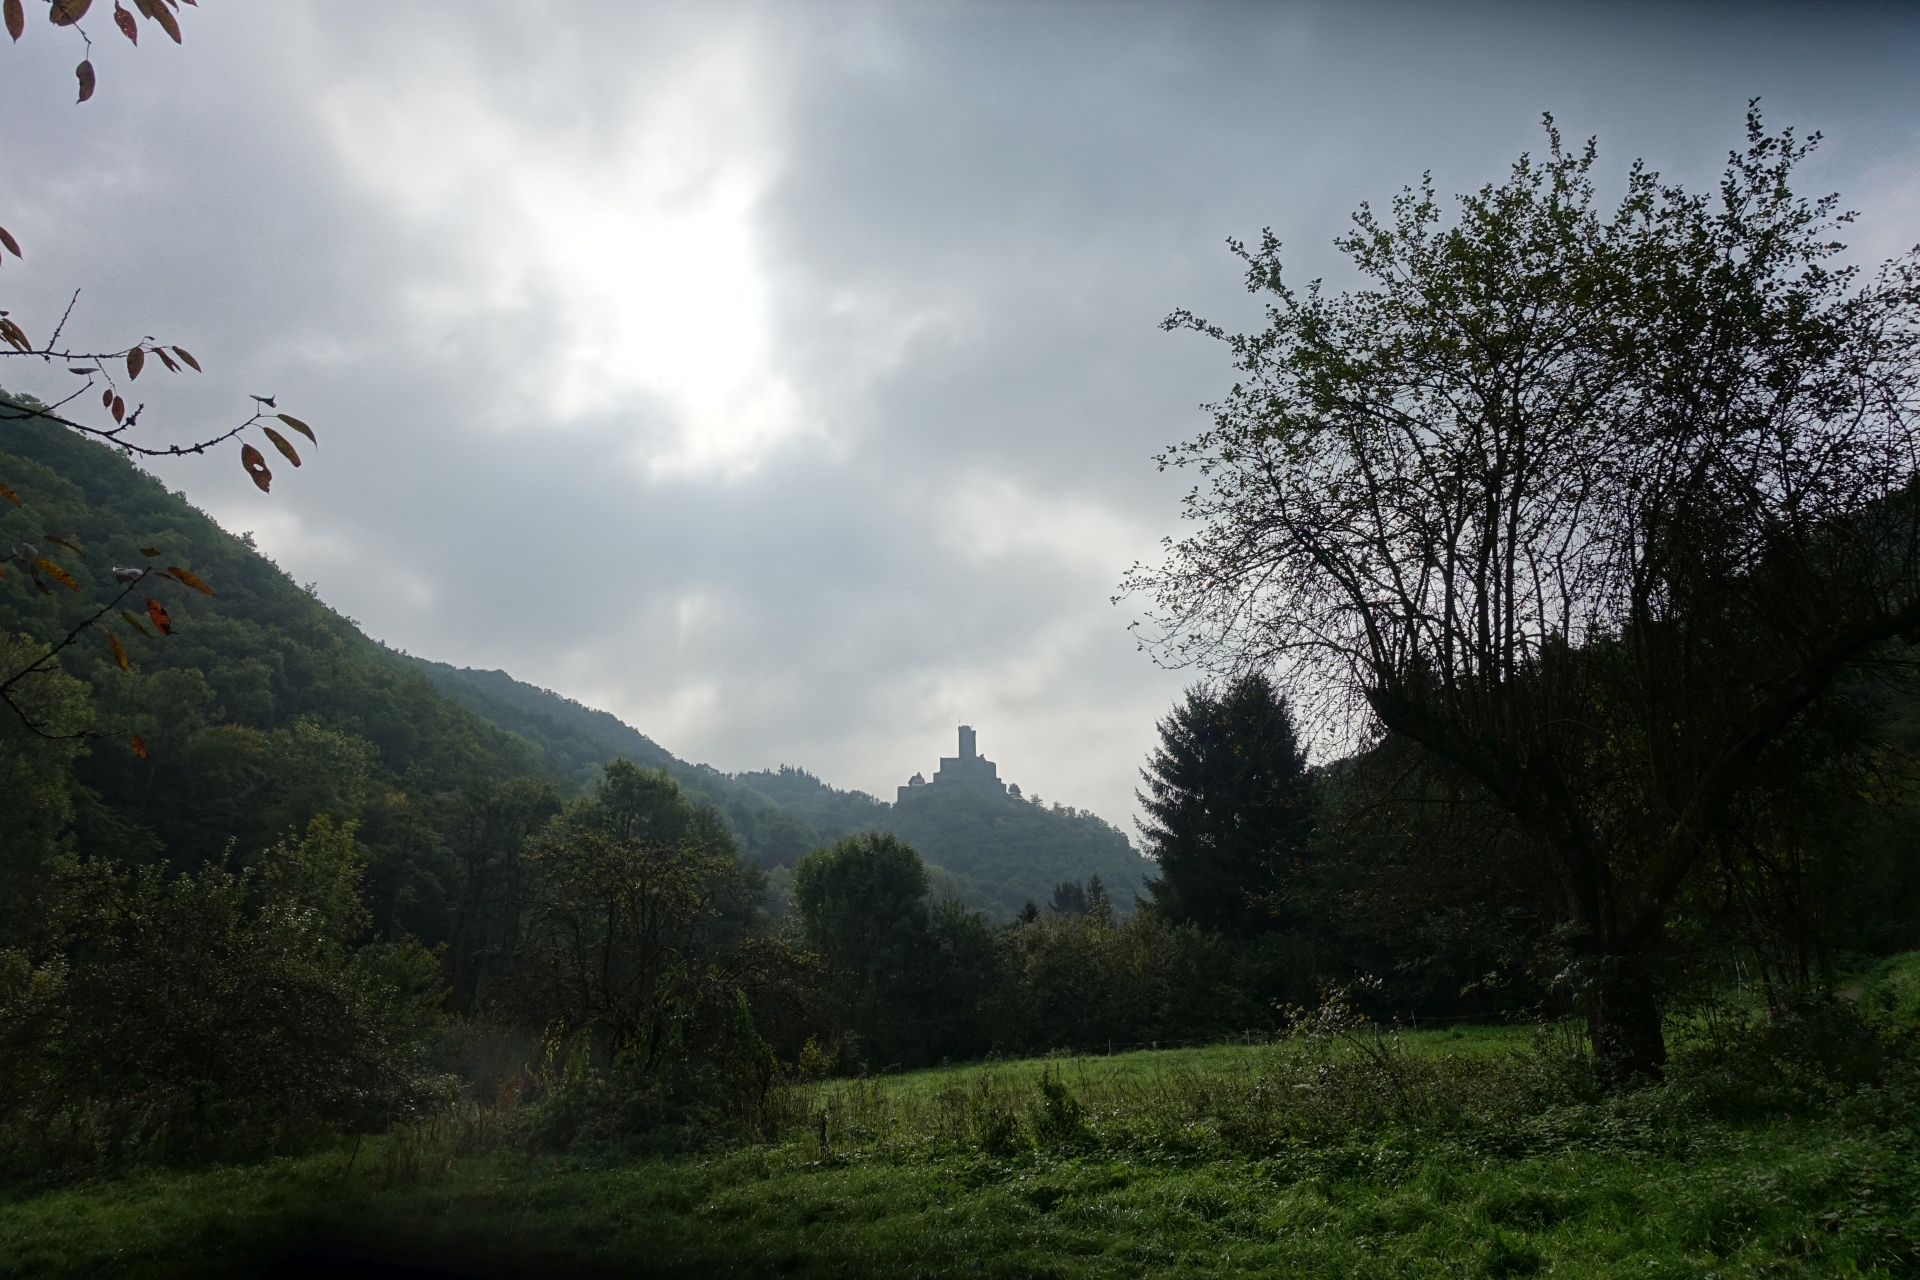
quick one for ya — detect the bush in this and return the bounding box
[0,819,433,1180]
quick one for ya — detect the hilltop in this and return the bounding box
[0,400,1150,920]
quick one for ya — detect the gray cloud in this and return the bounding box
[4,0,1918,827]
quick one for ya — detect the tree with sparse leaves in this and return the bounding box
[1130,109,1920,1080]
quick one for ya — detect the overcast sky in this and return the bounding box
[4,1,1919,829]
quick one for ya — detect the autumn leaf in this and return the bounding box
[120,608,153,637]
[34,557,79,591]
[126,346,144,380]
[128,732,148,760]
[149,0,179,42]
[153,347,179,372]
[0,481,19,508]
[51,0,91,25]
[107,632,129,671]
[3,0,21,43]
[144,596,173,635]
[172,346,200,371]
[76,59,95,103]
[276,413,317,446]
[139,546,160,557]
[43,534,86,559]
[0,224,19,257]
[111,395,125,423]
[113,2,135,42]
[0,318,29,352]
[261,426,302,467]
[163,565,214,595]
[240,443,272,492]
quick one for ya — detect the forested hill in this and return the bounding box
[408,657,1152,918]
[1,397,1150,922]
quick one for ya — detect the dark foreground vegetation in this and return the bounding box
[3,979,1918,1278]
[6,108,1920,1278]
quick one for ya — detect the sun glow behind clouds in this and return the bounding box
[314,21,804,479]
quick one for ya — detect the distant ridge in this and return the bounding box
[405,660,1151,919]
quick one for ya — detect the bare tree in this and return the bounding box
[1129,109,1920,1079]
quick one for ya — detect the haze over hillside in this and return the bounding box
[1,402,1149,920]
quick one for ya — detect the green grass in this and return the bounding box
[3,1029,1916,1279]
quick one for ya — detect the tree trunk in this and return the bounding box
[1585,964,1666,1083]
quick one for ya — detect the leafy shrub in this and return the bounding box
[0,819,433,1180]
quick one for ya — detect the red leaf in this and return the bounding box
[102,389,113,410]
[240,443,272,492]
[128,732,148,760]
[163,565,214,595]
[111,395,125,423]
[144,596,173,635]
[75,59,95,104]
[3,0,21,42]
[153,347,179,373]
[0,225,19,258]
[172,346,200,371]
[113,2,135,42]
[108,632,129,671]
[51,0,91,25]
[126,347,144,380]
[0,480,18,508]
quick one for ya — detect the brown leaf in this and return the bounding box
[3,0,22,43]
[120,608,153,637]
[144,596,173,635]
[276,413,317,445]
[69,367,97,375]
[35,557,79,591]
[113,1,135,42]
[126,347,144,380]
[128,732,148,760]
[163,565,214,595]
[133,0,153,13]
[107,632,129,671]
[51,0,92,25]
[0,480,19,508]
[0,225,19,257]
[153,347,178,372]
[261,426,302,467]
[76,59,95,103]
[0,318,29,352]
[102,389,113,410]
[43,534,86,559]
[240,443,271,492]
[139,546,161,557]
[111,395,125,423]
[171,346,200,371]
[148,0,178,41]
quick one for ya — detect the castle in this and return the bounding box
[897,725,1014,804]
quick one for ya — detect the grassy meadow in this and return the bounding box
[3,1012,1916,1280]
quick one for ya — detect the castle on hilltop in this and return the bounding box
[897,725,1017,804]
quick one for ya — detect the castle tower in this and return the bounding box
[897,724,1007,803]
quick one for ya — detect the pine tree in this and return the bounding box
[1138,673,1313,936]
